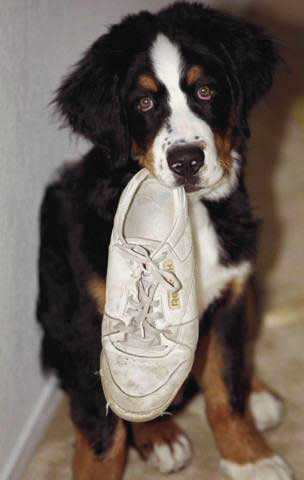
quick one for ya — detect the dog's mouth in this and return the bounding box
[184,183,202,193]
[175,173,227,194]
[174,177,203,193]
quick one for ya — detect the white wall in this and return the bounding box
[0,0,188,478]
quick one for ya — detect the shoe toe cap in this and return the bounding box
[100,346,193,421]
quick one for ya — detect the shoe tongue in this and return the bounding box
[124,177,174,244]
[118,168,187,253]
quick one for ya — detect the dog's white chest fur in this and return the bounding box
[188,197,251,318]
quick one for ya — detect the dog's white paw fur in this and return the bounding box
[220,455,293,480]
[250,391,284,431]
[147,433,192,473]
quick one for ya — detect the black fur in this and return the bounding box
[204,179,260,266]
[215,290,251,414]
[38,1,279,459]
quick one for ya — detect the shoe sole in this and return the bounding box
[100,352,193,423]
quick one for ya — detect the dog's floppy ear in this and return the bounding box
[217,18,280,139]
[227,20,280,112]
[54,32,130,168]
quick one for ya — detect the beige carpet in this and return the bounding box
[23,320,304,480]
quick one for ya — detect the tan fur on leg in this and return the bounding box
[73,420,127,480]
[195,333,273,465]
[87,275,106,314]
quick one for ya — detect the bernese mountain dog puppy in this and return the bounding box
[37,2,292,479]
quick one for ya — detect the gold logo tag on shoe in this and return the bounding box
[163,259,181,310]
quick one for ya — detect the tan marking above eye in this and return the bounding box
[138,74,159,92]
[186,65,203,85]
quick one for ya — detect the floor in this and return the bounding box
[23,2,304,479]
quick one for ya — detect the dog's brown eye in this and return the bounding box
[138,97,154,112]
[197,85,215,101]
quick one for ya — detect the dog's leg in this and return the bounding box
[243,284,285,433]
[194,290,293,479]
[132,416,192,474]
[69,383,127,480]
[73,418,126,480]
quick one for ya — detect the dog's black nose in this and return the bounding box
[167,144,205,177]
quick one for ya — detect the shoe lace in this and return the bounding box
[112,242,181,347]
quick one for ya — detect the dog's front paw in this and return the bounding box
[132,418,192,474]
[146,432,192,473]
[250,391,284,432]
[220,455,293,480]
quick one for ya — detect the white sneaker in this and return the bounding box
[100,168,198,422]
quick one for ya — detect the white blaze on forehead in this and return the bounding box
[150,33,215,147]
[150,34,183,95]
